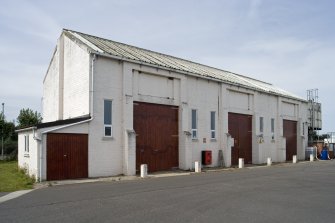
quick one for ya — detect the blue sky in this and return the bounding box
[0,0,334,133]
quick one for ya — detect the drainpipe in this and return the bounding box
[32,127,42,182]
[35,53,96,182]
[90,54,96,116]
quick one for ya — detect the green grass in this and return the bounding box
[0,161,35,192]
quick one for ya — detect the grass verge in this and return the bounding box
[0,161,35,192]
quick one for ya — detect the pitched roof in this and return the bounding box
[64,29,305,101]
[16,115,91,132]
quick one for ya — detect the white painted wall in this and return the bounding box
[18,130,38,179]
[187,78,221,168]
[42,47,60,122]
[253,93,278,164]
[63,35,90,119]
[42,34,90,122]
[88,56,124,177]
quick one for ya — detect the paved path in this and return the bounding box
[1,161,335,223]
[0,192,9,197]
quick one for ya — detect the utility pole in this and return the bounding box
[1,103,4,160]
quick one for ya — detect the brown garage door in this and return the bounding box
[47,133,88,181]
[134,102,179,172]
[283,120,297,161]
[228,113,252,165]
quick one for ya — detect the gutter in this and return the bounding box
[15,126,37,133]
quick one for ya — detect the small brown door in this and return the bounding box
[134,102,179,172]
[283,120,297,161]
[228,113,252,165]
[47,133,88,181]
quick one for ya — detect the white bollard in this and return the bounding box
[239,158,244,168]
[292,155,297,164]
[267,157,272,166]
[310,154,314,162]
[140,164,148,178]
[194,161,201,173]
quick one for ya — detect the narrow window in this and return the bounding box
[260,117,264,133]
[302,123,305,136]
[104,100,112,137]
[24,135,29,153]
[210,111,216,139]
[271,118,275,140]
[191,109,197,139]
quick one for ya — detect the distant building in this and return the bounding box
[17,29,309,181]
[327,132,335,143]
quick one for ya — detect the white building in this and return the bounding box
[17,29,308,181]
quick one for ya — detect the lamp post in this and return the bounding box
[1,103,4,160]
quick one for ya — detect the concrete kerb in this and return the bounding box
[202,159,322,172]
[0,189,34,204]
[34,175,139,188]
[147,172,191,178]
[36,165,275,188]
[34,172,192,188]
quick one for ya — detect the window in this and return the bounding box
[24,135,29,153]
[271,118,275,140]
[259,117,264,133]
[302,122,305,136]
[210,111,216,139]
[104,100,112,137]
[191,109,197,139]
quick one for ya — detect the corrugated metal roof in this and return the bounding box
[64,29,305,101]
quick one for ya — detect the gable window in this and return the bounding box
[260,117,264,133]
[191,109,197,139]
[104,100,113,137]
[24,135,29,153]
[210,111,216,139]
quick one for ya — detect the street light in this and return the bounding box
[1,103,4,160]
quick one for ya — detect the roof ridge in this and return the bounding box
[64,28,272,86]
[63,28,305,101]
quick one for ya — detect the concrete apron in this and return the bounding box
[1,160,328,204]
[36,160,321,187]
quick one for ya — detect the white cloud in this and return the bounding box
[0,0,61,42]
